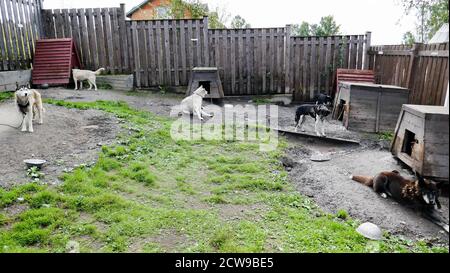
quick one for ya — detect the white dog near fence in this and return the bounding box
[73,68,105,91]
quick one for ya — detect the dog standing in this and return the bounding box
[352,171,448,232]
[73,68,105,91]
[14,86,44,133]
[180,86,213,120]
[294,104,331,136]
[315,93,333,106]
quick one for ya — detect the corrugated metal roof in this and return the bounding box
[429,23,449,44]
[32,38,81,85]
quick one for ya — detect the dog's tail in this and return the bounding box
[94,68,105,75]
[351,175,374,187]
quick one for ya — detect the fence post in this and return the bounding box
[284,24,292,94]
[406,43,420,92]
[203,16,209,67]
[131,20,141,88]
[363,31,371,70]
[120,3,129,72]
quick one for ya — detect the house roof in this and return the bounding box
[126,0,153,18]
[428,23,449,44]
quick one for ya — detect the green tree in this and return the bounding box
[167,0,229,28]
[314,15,341,36]
[292,16,340,36]
[402,31,417,45]
[399,0,449,42]
[230,15,251,29]
[292,22,311,36]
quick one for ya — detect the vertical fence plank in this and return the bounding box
[86,8,97,69]
[93,8,105,69]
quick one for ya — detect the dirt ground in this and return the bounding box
[1,87,448,246]
[0,101,120,188]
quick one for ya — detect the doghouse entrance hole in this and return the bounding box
[337,99,346,121]
[402,130,416,156]
[199,81,211,92]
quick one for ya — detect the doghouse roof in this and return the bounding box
[339,81,409,90]
[403,104,449,118]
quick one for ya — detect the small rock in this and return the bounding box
[66,241,80,253]
[17,197,25,202]
[281,156,297,168]
[42,204,50,208]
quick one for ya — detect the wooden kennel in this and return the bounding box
[391,105,449,181]
[333,82,409,133]
[187,67,224,99]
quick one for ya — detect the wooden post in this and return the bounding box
[406,43,420,94]
[363,31,371,70]
[203,16,209,67]
[284,24,292,94]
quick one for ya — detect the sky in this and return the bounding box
[42,0,418,45]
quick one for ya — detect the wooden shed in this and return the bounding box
[333,82,409,133]
[391,105,449,181]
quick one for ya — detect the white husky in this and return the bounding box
[180,86,213,120]
[14,86,45,133]
[73,68,105,91]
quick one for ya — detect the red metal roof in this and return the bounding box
[32,38,82,85]
[335,69,375,95]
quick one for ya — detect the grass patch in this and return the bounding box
[378,131,394,141]
[0,91,14,102]
[0,98,446,253]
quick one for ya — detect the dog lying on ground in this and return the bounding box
[315,93,333,106]
[180,86,213,120]
[73,68,105,91]
[352,171,448,232]
[295,104,331,136]
[14,85,44,133]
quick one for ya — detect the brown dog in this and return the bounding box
[352,171,448,232]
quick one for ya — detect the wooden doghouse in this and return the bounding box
[391,105,449,181]
[333,82,409,133]
[187,67,224,99]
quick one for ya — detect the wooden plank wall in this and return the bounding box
[0,0,43,71]
[289,33,370,101]
[208,28,287,96]
[41,4,130,74]
[368,42,449,106]
[128,17,208,88]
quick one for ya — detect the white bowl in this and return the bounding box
[356,222,383,240]
[24,159,47,169]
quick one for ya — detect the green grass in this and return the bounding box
[378,131,394,141]
[0,99,447,253]
[0,91,14,102]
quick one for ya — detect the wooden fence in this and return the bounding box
[0,0,44,71]
[128,17,209,88]
[208,27,288,95]
[289,33,371,101]
[41,4,130,74]
[368,42,449,106]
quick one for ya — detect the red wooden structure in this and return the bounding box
[335,69,375,95]
[32,38,82,85]
[332,69,376,118]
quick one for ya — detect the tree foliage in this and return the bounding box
[230,15,251,29]
[402,31,417,45]
[399,0,449,42]
[292,15,341,36]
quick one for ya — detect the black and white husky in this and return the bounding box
[294,104,331,136]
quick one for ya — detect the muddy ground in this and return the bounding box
[0,101,120,188]
[1,87,448,246]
